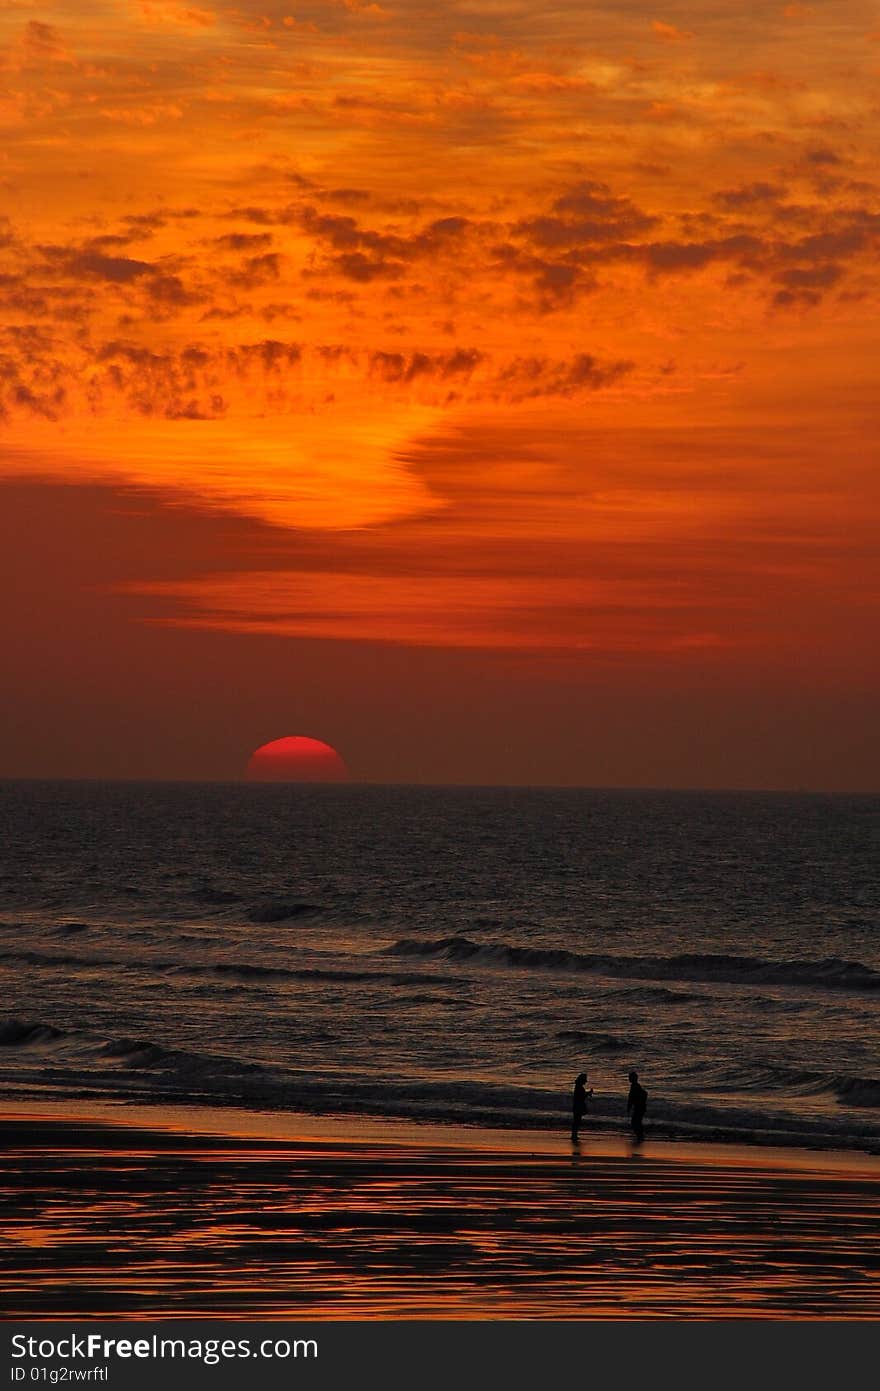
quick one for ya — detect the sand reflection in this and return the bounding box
[1,1116,878,1319]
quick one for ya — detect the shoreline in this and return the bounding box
[2,1091,878,1166]
[3,1097,880,1174]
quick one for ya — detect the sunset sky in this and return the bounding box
[2,1,878,787]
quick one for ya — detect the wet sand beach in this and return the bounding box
[1,1106,878,1319]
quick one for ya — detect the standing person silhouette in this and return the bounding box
[627,1070,648,1143]
[571,1072,593,1142]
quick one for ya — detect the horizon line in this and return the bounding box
[0,775,877,797]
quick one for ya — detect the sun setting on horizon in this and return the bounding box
[245,735,349,782]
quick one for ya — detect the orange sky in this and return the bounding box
[1,2,878,786]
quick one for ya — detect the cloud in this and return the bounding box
[503,184,880,307]
[39,245,154,283]
[223,205,281,226]
[101,409,880,668]
[3,19,77,73]
[137,2,216,28]
[327,251,404,282]
[488,242,595,309]
[221,339,303,374]
[774,264,843,289]
[0,320,636,430]
[640,235,763,272]
[146,272,203,306]
[223,252,282,288]
[296,205,474,270]
[651,20,693,43]
[492,353,633,401]
[713,183,786,209]
[515,181,657,247]
[367,348,484,383]
[211,232,275,250]
[772,262,843,307]
[805,146,843,166]
[298,206,398,252]
[319,187,372,204]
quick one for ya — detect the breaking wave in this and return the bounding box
[247,900,326,924]
[0,944,464,990]
[0,1020,63,1047]
[385,937,880,992]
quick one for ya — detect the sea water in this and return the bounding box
[1,781,878,1150]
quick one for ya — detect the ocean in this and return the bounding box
[1,780,878,1151]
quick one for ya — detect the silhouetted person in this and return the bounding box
[627,1070,648,1143]
[571,1072,593,1142]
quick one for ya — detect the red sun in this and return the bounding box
[245,736,349,783]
